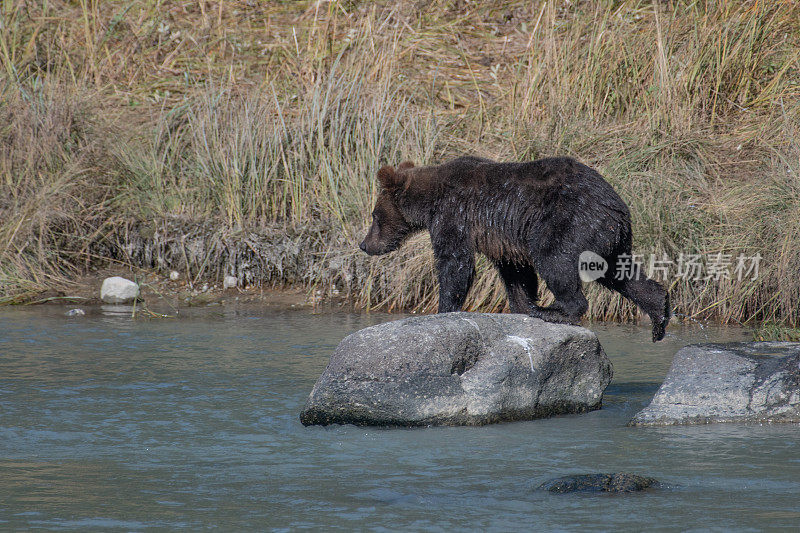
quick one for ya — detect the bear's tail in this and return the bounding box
[598,275,671,342]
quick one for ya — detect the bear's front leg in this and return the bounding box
[432,234,476,313]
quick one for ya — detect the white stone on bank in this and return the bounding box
[100,277,140,304]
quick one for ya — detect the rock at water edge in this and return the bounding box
[100,276,140,304]
[630,342,800,426]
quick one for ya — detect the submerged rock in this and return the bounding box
[65,308,85,317]
[100,276,140,304]
[630,342,800,426]
[538,473,659,493]
[300,312,612,427]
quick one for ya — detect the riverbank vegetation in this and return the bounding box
[1,1,799,332]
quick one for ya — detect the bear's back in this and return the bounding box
[429,156,600,189]
[433,156,628,254]
[403,156,626,220]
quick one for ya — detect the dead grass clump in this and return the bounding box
[0,81,113,303]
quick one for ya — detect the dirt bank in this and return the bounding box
[43,216,359,313]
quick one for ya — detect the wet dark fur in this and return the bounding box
[360,156,670,342]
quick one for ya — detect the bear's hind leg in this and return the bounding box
[528,257,588,325]
[493,260,538,314]
[598,275,670,342]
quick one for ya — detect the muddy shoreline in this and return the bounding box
[31,216,362,314]
[31,264,349,316]
[34,268,363,316]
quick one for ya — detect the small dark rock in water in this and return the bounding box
[300,312,612,427]
[538,473,659,494]
[630,342,800,426]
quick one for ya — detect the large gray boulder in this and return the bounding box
[630,342,800,426]
[300,312,612,427]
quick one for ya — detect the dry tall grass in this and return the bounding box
[1,1,799,330]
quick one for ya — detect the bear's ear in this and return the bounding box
[397,161,415,171]
[377,165,406,190]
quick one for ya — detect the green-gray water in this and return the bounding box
[1,306,799,531]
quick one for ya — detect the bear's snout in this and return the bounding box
[359,237,388,256]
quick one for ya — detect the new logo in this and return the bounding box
[578,251,608,282]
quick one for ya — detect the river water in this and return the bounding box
[1,306,799,531]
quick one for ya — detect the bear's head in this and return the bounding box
[359,162,415,256]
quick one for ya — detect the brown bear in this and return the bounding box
[360,156,670,342]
